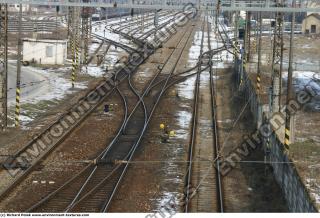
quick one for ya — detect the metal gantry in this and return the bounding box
[271,0,284,113]
[0,0,319,13]
[0,3,7,129]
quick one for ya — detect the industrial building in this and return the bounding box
[22,38,68,65]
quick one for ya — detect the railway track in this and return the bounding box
[183,15,224,212]
[24,17,197,213]
[92,33,140,54]
[0,13,168,204]
[207,16,224,213]
[110,11,171,33]
[109,12,179,47]
[0,11,229,213]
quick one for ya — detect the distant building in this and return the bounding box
[7,4,30,12]
[23,38,68,65]
[302,13,320,34]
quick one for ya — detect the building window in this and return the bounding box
[46,46,53,57]
[311,25,316,34]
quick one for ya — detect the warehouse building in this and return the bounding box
[22,38,68,65]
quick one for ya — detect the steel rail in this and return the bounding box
[25,16,195,213]
[0,21,156,203]
[91,32,141,54]
[80,22,196,213]
[184,17,205,213]
[207,16,224,213]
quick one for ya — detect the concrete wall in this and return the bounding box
[23,40,67,65]
[235,61,318,212]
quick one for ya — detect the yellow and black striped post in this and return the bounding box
[15,86,20,127]
[71,33,76,88]
[284,124,290,150]
[256,74,261,93]
[240,57,246,86]
[75,25,80,76]
[233,41,240,60]
[84,25,88,69]
[81,12,90,73]
[71,8,80,88]
[256,12,262,94]
[15,4,22,127]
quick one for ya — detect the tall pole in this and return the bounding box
[234,11,239,60]
[284,2,296,152]
[81,0,91,73]
[142,10,144,33]
[55,6,59,65]
[71,7,80,88]
[67,6,73,52]
[81,7,90,71]
[271,0,284,113]
[245,11,251,61]
[154,9,158,39]
[0,4,8,129]
[256,11,262,94]
[15,4,23,127]
[234,11,240,84]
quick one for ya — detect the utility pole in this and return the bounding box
[234,11,240,84]
[271,0,284,113]
[245,11,251,62]
[257,11,262,94]
[15,4,23,127]
[71,6,81,88]
[154,9,159,39]
[81,4,91,72]
[0,4,8,129]
[67,6,73,52]
[55,6,59,65]
[284,2,296,152]
[141,10,144,33]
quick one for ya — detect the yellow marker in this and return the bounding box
[160,123,165,130]
[169,131,175,137]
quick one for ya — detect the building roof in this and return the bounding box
[22,38,68,43]
[306,13,320,20]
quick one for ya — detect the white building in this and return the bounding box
[23,38,68,65]
[7,4,31,12]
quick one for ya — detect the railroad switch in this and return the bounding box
[92,159,122,166]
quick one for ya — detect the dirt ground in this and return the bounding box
[0,78,126,211]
